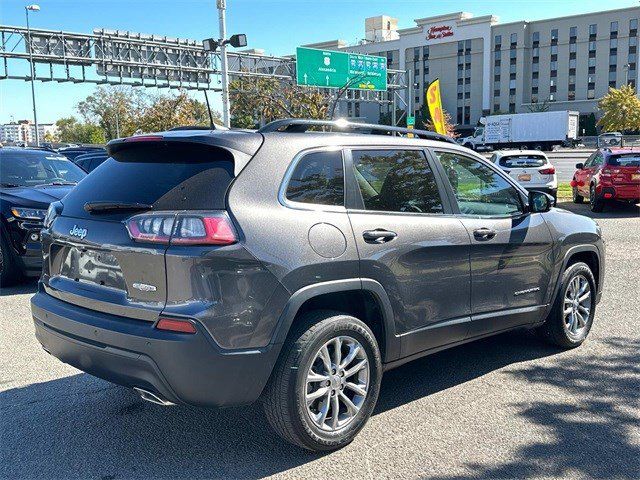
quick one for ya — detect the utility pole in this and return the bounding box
[217,0,230,127]
[25,5,41,146]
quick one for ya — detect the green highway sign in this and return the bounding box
[406,115,415,127]
[296,47,387,91]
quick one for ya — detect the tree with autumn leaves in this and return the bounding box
[597,84,640,133]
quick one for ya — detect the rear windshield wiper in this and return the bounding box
[37,182,77,186]
[0,182,21,188]
[84,201,153,213]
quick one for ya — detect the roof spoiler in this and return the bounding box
[258,118,457,144]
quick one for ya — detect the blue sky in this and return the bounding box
[1,0,638,123]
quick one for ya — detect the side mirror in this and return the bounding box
[575,162,584,170]
[528,191,553,213]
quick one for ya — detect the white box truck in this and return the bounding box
[459,111,579,151]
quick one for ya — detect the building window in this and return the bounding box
[551,28,558,45]
[631,19,638,37]
[532,31,540,47]
[493,103,500,113]
[570,26,577,42]
[510,33,517,47]
[611,21,618,38]
[509,103,516,113]
[589,23,597,39]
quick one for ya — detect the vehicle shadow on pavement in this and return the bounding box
[557,199,640,219]
[0,329,595,479]
[0,279,38,296]
[429,336,640,480]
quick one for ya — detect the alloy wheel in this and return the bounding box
[563,274,592,338]
[304,336,369,432]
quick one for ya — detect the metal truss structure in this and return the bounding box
[0,24,409,122]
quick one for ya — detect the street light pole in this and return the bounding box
[624,63,630,85]
[217,0,230,127]
[25,4,40,146]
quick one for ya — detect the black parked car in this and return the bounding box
[31,120,604,451]
[58,146,106,162]
[1,148,86,284]
[74,152,109,173]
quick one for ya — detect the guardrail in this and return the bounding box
[576,135,640,148]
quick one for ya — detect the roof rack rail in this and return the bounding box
[258,118,457,144]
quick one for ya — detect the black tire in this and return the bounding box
[0,227,21,287]
[590,184,604,212]
[572,187,584,204]
[262,310,383,451]
[536,262,596,349]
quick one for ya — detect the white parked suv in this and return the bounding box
[490,150,558,202]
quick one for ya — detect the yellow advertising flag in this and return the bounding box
[426,79,447,135]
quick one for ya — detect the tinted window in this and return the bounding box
[61,143,234,219]
[285,150,344,206]
[436,151,522,217]
[352,149,443,214]
[499,154,547,168]
[608,154,640,167]
[0,150,86,187]
[594,153,604,166]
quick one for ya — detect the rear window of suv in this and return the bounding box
[61,142,234,218]
[607,154,640,167]
[498,155,547,168]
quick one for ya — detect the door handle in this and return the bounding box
[473,228,497,241]
[363,229,397,244]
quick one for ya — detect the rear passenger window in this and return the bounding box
[351,149,444,214]
[285,150,344,206]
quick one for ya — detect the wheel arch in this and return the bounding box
[559,245,602,299]
[272,279,400,363]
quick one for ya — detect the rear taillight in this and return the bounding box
[539,166,556,175]
[126,212,237,246]
[156,317,197,334]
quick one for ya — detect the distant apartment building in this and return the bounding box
[0,120,58,144]
[303,6,639,128]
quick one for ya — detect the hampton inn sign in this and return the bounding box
[426,25,454,40]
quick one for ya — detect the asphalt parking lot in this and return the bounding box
[1,200,639,480]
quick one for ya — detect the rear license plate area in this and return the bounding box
[518,174,532,182]
[57,246,126,290]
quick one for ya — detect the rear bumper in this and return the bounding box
[600,185,640,201]
[31,287,280,407]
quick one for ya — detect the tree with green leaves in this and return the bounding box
[77,86,147,139]
[138,92,220,132]
[597,85,640,133]
[229,77,331,128]
[55,117,105,144]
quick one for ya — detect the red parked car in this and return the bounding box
[571,148,640,212]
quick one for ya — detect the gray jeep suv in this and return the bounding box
[31,119,604,451]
